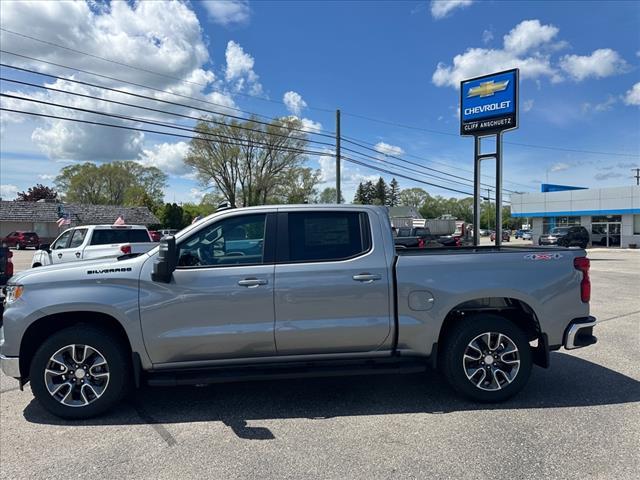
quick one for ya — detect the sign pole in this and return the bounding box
[473,136,481,246]
[495,133,503,247]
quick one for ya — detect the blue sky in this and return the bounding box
[1,0,639,203]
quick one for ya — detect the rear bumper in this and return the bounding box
[564,316,597,350]
[0,354,20,378]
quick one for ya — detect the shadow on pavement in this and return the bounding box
[22,352,640,440]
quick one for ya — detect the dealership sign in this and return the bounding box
[460,69,519,136]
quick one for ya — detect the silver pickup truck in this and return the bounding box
[0,205,597,419]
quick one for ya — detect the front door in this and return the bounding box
[139,213,277,365]
[274,210,392,355]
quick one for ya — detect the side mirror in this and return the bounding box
[39,244,51,253]
[152,236,177,283]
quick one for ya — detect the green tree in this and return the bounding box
[55,161,167,207]
[318,187,344,204]
[270,167,320,204]
[399,187,428,208]
[353,183,366,204]
[185,116,310,207]
[16,184,58,202]
[387,178,400,206]
[373,177,388,205]
[157,203,184,229]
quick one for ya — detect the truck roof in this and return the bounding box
[71,224,148,230]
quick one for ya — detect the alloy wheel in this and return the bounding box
[462,332,520,391]
[43,344,110,407]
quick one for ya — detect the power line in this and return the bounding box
[1,107,484,198]
[0,77,336,149]
[0,70,507,193]
[340,133,535,192]
[342,111,639,159]
[3,93,494,195]
[0,27,335,114]
[0,61,336,139]
[341,136,519,193]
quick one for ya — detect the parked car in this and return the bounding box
[394,227,460,249]
[522,231,532,241]
[1,205,597,419]
[2,231,40,250]
[148,230,162,242]
[159,229,178,237]
[0,246,14,287]
[515,229,524,239]
[539,226,589,249]
[31,224,155,267]
[490,230,510,242]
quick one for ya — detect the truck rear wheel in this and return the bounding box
[440,314,532,402]
[29,325,131,419]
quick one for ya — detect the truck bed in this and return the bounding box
[396,245,571,256]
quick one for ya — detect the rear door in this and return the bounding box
[273,210,392,355]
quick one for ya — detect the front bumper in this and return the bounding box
[564,316,597,349]
[0,354,20,378]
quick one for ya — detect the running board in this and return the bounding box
[145,358,429,387]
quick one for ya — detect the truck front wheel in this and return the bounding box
[29,325,131,419]
[440,314,532,402]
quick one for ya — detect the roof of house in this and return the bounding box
[0,201,159,225]
[387,206,423,219]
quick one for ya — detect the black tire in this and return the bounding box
[440,314,532,402]
[30,325,131,419]
[16,243,23,250]
[32,263,42,268]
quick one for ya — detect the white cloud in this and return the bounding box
[0,184,19,200]
[138,141,192,175]
[430,0,473,20]
[38,174,56,182]
[522,99,534,112]
[482,29,493,45]
[503,19,559,55]
[0,1,221,162]
[283,91,307,116]
[374,142,405,156]
[623,82,640,106]
[286,116,323,134]
[550,162,570,172]
[432,19,565,87]
[225,40,263,95]
[582,95,617,113]
[202,0,250,26]
[559,49,629,81]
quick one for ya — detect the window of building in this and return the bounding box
[591,215,622,223]
[634,215,640,235]
[287,212,370,263]
[542,216,581,234]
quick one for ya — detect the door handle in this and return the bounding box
[57,253,63,259]
[352,273,382,283]
[238,278,268,287]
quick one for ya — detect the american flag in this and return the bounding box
[56,215,70,227]
[113,216,125,225]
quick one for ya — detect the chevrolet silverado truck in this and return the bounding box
[0,205,597,419]
[31,224,155,268]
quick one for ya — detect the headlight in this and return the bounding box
[3,284,24,304]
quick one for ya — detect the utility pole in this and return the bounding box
[633,168,640,186]
[336,109,341,204]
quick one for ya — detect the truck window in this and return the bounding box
[68,228,88,248]
[90,229,150,245]
[177,214,266,267]
[51,230,72,250]
[287,212,370,262]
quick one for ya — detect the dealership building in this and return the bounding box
[510,185,640,248]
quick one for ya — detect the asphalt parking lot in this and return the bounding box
[1,248,639,479]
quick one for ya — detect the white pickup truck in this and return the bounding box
[31,225,156,268]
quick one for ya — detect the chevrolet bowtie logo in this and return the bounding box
[468,80,509,98]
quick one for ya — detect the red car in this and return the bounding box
[2,231,40,249]
[490,230,511,242]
